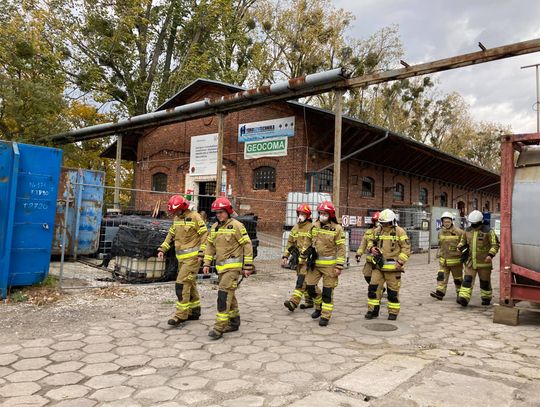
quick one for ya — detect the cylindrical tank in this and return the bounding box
[512,146,540,270]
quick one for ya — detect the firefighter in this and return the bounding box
[456,210,499,307]
[158,195,208,326]
[355,212,381,284]
[283,204,317,311]
[203,197,254,340]
[305,201,346,327]
[365,209,411,321]
[430,212,464,301]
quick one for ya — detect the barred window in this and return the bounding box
[419,187,428,205]
[361,176,375,197]
[317,169,333,193]
[394,183,405,201]
[484,200,490,211]
[253,166,276,191]
[440,192,448,207]
[152,172,167,192]
[473,198,479,210]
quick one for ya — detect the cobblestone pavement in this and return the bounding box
[1,253,540,407]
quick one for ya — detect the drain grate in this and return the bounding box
[363,322,398,332]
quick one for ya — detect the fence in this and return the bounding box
[48,183,446,291]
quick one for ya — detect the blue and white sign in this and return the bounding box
[238,116,295,142]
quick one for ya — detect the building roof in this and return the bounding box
[102,78,500,196]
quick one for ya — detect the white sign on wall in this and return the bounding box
[189,133,218,176]
[238,116,295,142]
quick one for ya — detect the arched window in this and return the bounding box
[152,172,167,192]
[317,169,333,193]
[419,187,428,205]
[253,166,276,191]
[361,176,375,198]
[440,192,448,207]
[394,183,405,201]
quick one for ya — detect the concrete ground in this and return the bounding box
[1,250,540,407]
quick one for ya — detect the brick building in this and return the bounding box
[102,79,500,229]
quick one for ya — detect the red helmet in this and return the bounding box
[317,200,335,219]
[167,195,189,213]
[296,203,311,219]
[211,197,234,214]
[371,211,380,223]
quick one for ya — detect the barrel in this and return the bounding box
[512,147,540,270]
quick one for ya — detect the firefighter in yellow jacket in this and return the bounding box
[356,211,380,284]
[283,204,317,311]
[306,201,346,327]
[430,212,464,301]
[158,195,208,326]
[203,197,254,340]
[456,210,499,307]
[365,209,411,320]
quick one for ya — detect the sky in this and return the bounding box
[333,0,540,133]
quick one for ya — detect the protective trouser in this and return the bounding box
[368,269,401,315]
[172,257,200,321]
[214,269,241,333]
[435,265,463,296]
[363,261,385,297]
[458,266,492,304]
[306,266,338,320]
[289,263,317,307]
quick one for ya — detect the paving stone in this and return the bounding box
[5,369,48,382]
[85,373,128,389]
[52,399,96,407]
[51,341,86,351]
[232,359,263,371]
[214,378,254,393]
[114,345,147,356]
[81,352,118,364]
[476,339,506,350]
[45,384,90,400]
[49,350,86,362]
[125,366,157,377]
[265,361,295,373]
[83,335,114,344]
[11,357,51,370]
[53,333,86,341]
[0,344,22,354]
[207,343,232,354]
[115,355,151,367]
[203,368,241,380]
[257,380,295,396]
[248,352,280,363]
[90,385,135,401]
[100,400,141,407]
[134,385,179,402]
[21,338,55,348]
[146,347,178,358]
[45,361,85,373]
[79,362,120,376]
[178,350,211,361]
[221,395,265,407]
[0,354,18,366]
[282,352,314,363]
[0,366,14,378]
[517,367,540,379]
[290,390,367,406]
[127,374,168,388]
[279,371,314,384]
[402,370,516,406]
[83,343,116,353]
[148,357,186,369]
[175,390,212,405]
[188,360,224,371]
[169,375,209,391]
[0,381,41,397]
[43,372,85,386]
[1,395,49,406]
[334,354,432,398]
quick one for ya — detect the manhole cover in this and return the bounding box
[363,323,398,332]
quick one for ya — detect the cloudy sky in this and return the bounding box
[333,0,540,133]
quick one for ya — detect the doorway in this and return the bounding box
[197,181,216,216]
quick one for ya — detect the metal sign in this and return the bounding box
[238,116,295,142]
[189,133,218,176]
[244,137,288,159]
[350,216,357,226]
[342,215,350,227]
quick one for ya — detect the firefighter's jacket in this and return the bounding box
[312,220,346,269]
[203,218,254,273]
[284,221,314,263]
[159,210,208,260]
[356,226,377,262]
[457,224,499,270]
[437,225,465,267]
[367,225,411,271]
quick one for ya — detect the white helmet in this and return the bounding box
[441,211,454,221]
[379,209,396,223]
[467,210,483,224]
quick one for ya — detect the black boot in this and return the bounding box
[481,299,491,306]
[300,302,314,309]
[284,300,296,312]
[208,330,223,340]
[223,316,241,333]
[364,306,379,319]
[388,314,397,321]
[167,317,186,326]
[187,307,201,320]
[319,317,329,327]
[457,297,469,307]
[430,291,445,301]
[311,309,321,319]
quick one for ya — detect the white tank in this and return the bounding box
[512,147,540,271]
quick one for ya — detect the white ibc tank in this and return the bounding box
[512,147,540,271]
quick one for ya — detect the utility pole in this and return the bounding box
[333,89,343,217]
[521,63,540,132]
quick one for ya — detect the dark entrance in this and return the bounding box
[197,181,216,216]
